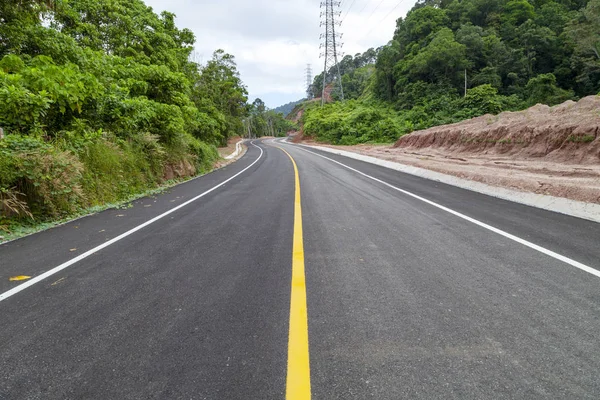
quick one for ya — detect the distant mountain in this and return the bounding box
[272,99,305,117]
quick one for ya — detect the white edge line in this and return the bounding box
[0,141,264,302]
[0,140,249,247]
[292,142,600,224]
[283,141,600,279]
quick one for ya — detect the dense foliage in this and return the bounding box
[304,0,600,144]
[247,98,297,138]
[0,0,249,228]
[311,48,379,100]
[303,100,404,144]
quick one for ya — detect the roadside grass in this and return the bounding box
[0,162,223,244]
[0,132,227,244]
[567,135,595,143]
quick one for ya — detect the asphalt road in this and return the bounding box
[1,139,600,399]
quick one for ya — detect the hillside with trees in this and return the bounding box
[273,99,304,117]
[247,98,297,137]
[301,0,600,145]
[0,0,250,232]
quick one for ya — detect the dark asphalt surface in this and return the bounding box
[1,139,600,399]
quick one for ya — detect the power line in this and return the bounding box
[356,0,372,17]
[377,0,407,25]
[362,0,407,39]
[341,0,358,23]
[365,0,387,22]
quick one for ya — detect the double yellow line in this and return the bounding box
[278,147,312,400]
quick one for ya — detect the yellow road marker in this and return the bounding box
[9,275,31,282]
[278,147,312,400]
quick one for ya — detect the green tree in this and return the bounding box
[299,0,591,146]
[462,84,503,114]
[568,0,600,60]
[525,73,574,105]
[456,23,486,70]
[374,43,401,101]
[341,66,375,100]
[502,0,535,26]
[566,0,600,93]
[54,0,194,71]
[395,6,450,45]
[246,98,296,138]
[194,50,248,145]
[0,0,253,224]
[398,28,469,90]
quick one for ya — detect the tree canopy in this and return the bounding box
[373,0,599,105]
[303,0,600,145]
[0,0,250,225]
[246,98,297,138]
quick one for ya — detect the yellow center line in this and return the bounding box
[277,146,312,400]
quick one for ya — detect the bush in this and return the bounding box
[462,84,504,115]
[0,135,84,217]
[301,84,527,146]
[187,137,219,172]
[77,137,149,204]
[303,101,404,144]
[0,129,219,222]
[0,70,52,136]
[525,73,575,106]
[0,1,249,230]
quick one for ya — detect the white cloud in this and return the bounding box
[143,0,414,108]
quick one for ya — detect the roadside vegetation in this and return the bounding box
[0,0,254,236]
[247,98,297,138]
[300,0,600,145]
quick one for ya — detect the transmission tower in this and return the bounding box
[319,0,344,105]
[305,64,313,100]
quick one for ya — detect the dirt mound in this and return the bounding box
[291,108,305,123]
[287,105,312,143]
[394,96,600,165]
[304,97,600,203]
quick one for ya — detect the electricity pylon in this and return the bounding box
[305,64,313,100]
[319,0,344,105]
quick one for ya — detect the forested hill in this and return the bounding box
[273,99,304,117]
[0,0,281,233]
[302,0,600,145]
[375,0,598,104]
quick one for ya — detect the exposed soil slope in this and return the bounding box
[303,96,600,204]
[395,96,600,164]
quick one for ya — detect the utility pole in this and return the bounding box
[320,0,344,106]
[464,69,467,97]
[305,64,313,100]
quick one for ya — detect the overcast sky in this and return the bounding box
[143,0,415,109]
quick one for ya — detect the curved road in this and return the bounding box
[1,139,599,399]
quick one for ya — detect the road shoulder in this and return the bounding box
[0,142,264,295]
[292,141,600,224]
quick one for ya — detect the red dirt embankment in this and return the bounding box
[394,96,600,164]
[307,96,600,204]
